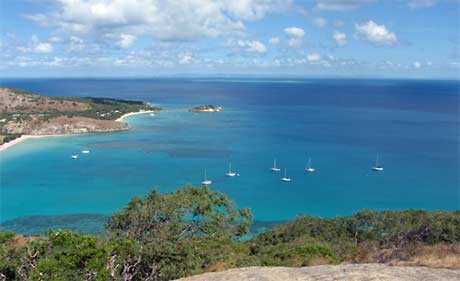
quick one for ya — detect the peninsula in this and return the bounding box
[0,87,161,148]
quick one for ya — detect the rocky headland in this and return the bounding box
[0,87,161,147]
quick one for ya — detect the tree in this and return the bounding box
[105,186,252,280]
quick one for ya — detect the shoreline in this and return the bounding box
[115,110,157,122]
[0,110,157,153]
[0,135,66,152]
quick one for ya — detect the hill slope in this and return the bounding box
[0,87,161,144]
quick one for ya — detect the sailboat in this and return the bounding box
[225,163,237,177]
[305,158,315,173]
[281,168,291,182]
[271,158,281,172]
[372,154,384,171]
[71,155,78,159]
[201,169,212,185]
[81,150,90,154]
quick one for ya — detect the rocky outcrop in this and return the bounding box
[177,264,459,281]
[189,105,222,112]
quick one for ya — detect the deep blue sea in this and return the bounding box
[1,78,459,234]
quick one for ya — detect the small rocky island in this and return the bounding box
[0,87,162,145]
[189,105,222,112]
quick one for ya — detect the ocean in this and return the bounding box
[0,78,459,234]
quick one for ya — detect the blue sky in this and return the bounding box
[1,0,459,78]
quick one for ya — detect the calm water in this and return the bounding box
[1,78,459,233]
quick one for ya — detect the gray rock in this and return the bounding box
[177,264,460,281]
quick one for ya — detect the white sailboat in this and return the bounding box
[271,158,281,172]
[225,163,237,177]
[305,158,315,173]
[372,154,384,171]
[201,169,212,185]
[71,155,78,159]
[81,150,90,154]
[281,168,291,182]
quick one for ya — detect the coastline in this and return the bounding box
[115,110,157,122]
[0,135,64,152]
[0,110,157,153]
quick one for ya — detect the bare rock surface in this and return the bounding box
[177,264,460,281]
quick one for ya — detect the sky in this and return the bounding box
[1,0,459,79]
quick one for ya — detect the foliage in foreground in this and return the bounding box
[1,186,459,281]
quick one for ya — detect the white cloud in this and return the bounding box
[313,17,327,28]
[355,21,397,45]
[287,38,302,47]
[238,40,267,53]
[221,0,291,20]
[32,0,290,44]
[412,61,432,68]
[179,54,192,64]
[49,36,62,43]
[307,53,322,62]
[315,0,376,11]
[118,34,136,48]
[48,57,64,67]
[269,37,280,44]
[34,43,53,53]
[229,39,267,54]
[69,36,85,51]
[407,0,438,9]
[284,27,305,37]
[333,31,347,46]
[18,36,54,54]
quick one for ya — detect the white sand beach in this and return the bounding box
[115,110,157,122]
[0,135,63,152]
[0,110,157,153]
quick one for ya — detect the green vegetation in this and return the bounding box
[0,133,22,145]
[250,210,460,266]
[51,97,160,121]
[1,186,459,280]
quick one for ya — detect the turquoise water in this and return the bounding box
[1,78,459,232]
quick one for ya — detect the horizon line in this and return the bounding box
[1,75,459,81]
